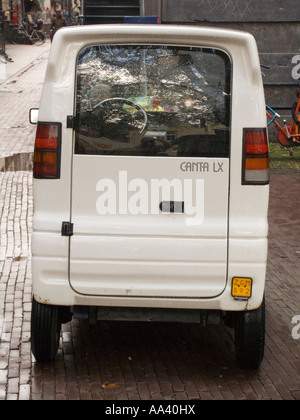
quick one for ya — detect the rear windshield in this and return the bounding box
[75,45,231,157]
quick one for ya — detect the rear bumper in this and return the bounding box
[32,229,267,312]
[32,261,266,313]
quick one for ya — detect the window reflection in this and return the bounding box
[75,45,231,157]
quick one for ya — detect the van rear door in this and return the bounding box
[70,44,231,299]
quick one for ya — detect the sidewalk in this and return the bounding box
[0,41,50,399]
[0,41,50,84]
[0,41,50,167]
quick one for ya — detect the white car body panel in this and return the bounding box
[32,25,269,312]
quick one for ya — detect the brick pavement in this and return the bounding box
[0,42,299,400]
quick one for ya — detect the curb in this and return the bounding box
[0,152,33,172]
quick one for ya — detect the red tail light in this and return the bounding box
[33,123,61,179]
[242,128,269,185]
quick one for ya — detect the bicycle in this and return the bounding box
[15,21,46,46]
[266,85,300,147]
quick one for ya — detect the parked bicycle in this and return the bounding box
[14,19,46,46]
[266,85,300,147]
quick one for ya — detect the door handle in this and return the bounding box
[159,201,184,213]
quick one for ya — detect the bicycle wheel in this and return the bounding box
[297,115,300,136]
[293,103,300,136]
[31,30,46,46]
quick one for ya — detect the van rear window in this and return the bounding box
[75,45,231,157]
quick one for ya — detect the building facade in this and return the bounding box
[1,0,299,132]
[145,0,300,130]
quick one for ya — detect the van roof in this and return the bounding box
[49,24,261,82]
[54,23,255,44]
[40,24,264,125]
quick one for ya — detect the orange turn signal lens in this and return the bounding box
[245,157,269,171]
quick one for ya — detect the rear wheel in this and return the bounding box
[234,298,265,370]
[31,30,46,46]
[31,298,62,363]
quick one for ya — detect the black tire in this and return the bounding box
[234,298,265,370]
[31,298,61,363]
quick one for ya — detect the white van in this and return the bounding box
[30,25,269,369]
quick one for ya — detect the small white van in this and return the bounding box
[30,25,269,369]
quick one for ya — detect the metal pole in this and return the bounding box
[140,0,145,16]
[0,8,5,53]
[21,0,25,23]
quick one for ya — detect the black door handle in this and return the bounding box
[159,201,184,213]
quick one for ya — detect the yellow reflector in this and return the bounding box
[232,277,252,299]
